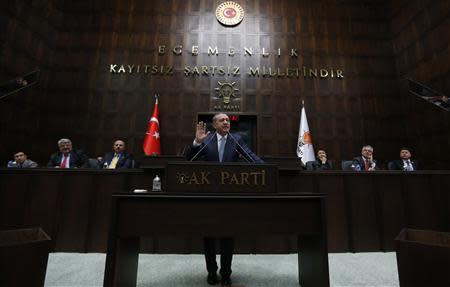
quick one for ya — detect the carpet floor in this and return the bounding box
[44,252,399,287]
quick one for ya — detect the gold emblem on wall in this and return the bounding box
[215,81,239,104]
[215,1,244,26]
[214,81,240,111]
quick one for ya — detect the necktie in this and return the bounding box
[109,154,120,169]
[364,159,369,171]
[61,155,68,168]
[406,160,413,171]
[218,137,226,162]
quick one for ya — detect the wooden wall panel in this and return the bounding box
[2,169,450,253]
[390,0,450,169]
[1,0,448,169]
[0,1,63,169]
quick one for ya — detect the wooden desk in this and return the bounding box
[103,193,329,287]
[2,168,449,254]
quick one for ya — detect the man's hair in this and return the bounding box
[58,138,72,145]
[361,145,373,151]
[400,147,411,152]
[113,139,126,148]
[212,113,227,123]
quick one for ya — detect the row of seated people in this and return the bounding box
[306,145,418,171]
[7,138,134,169]
[6,140,417,171]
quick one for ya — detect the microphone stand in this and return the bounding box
[235,148,251,162]
[227,132,255,163]
[189,132,216,162]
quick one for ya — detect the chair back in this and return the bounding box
[305,161,315,170]
[341,160,354,171]
[387,161,396,170]
[88,158,100,169]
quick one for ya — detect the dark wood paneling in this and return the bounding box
[23,173,61,240]
[0,1,62,163]
[54,173,93,251]
[345,174,381,251]
[376,174,406,251]
[1,0,449,168]
[2,169,450,254]
[1,0,414,169]
[390,0,450,169]
[0,173,29,229]
[316,174,350,252]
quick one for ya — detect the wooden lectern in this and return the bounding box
[103,163,329,287]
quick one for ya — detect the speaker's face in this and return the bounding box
[213,113,230,136]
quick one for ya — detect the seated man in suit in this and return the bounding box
[7,151,38,168]
[352,145,378,171]
[99,139,133,169]
[309,149,333,170]
[47,138,88,168]
[389,147,418,171]
[186,113,263,286]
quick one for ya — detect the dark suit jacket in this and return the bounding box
[390,159,418,171]
[352,156,379,171]
[309,160,333,170]
[47,150,89,168]
[7,159,38,168]
[100,152,134,169]
[186,132,263,163]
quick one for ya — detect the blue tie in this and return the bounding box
[218,137,226,162]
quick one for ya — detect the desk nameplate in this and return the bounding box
[165,162,278,193]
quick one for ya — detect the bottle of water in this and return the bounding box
[152,175,161,192]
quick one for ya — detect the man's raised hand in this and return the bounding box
[195,121,210,144]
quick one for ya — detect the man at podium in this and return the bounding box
[186,113,263,285]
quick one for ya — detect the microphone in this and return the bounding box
[227,132,255,163]
[189,132,216,162]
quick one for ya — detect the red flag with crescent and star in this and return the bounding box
[143,96,161,156]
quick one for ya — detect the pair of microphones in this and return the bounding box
[189,131,254,163]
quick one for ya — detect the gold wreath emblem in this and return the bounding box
[215,1,244,26]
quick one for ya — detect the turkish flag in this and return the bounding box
[143,97,161,156]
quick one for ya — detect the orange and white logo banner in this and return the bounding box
[296,105,315,164]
